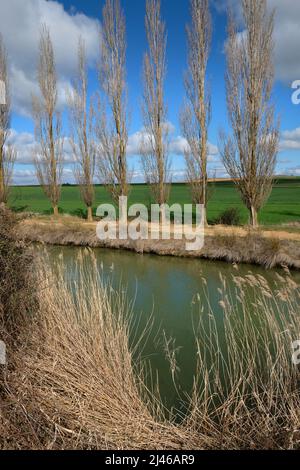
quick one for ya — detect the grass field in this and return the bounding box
[8,177,300,226]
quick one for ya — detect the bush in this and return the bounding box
[0,205,37,333]
[0,205,38,449]
[214,207,242,226]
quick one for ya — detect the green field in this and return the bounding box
[8,177,300,226]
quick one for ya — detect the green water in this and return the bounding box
[46,246,300,412]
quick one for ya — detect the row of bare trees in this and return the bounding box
[32,0,129,221]
[180,0,278,228]
[1,0,278,227]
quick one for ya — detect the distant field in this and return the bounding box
[8,177,300,226]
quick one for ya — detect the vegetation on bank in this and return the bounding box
[8,177,300,226]
[17,215,300,270]
[1,207,300,449]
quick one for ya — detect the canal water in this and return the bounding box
[46,246,300,412]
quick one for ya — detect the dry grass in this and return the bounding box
[1,209,300,449]
[187,270,300,449]
[0,206,37,333]
[17,216,300,270]
[1,252,194,450]
[0,206,38,448]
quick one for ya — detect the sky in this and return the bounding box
[1,0,300,185]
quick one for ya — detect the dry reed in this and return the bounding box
[186,271,300,449]
[1,215,300,449]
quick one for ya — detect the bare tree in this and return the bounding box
[180,0,211,226]
[97,0,128,203]
[68,38,95,222]
[0,35,16,205]
[141,0,170,208]
[32,24,63,217]
[220,0,279,227]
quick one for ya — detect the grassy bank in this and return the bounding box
[17,215,300,270]
[9,177,300,225]
[1,208,300,449]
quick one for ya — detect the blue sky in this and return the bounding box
[1,0,300,184]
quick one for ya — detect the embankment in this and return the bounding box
[16,216,300,269]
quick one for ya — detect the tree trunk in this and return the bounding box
[202,206,208,228]
[87,206,93,222]
[53,205,59,217]
[250,206,258,228]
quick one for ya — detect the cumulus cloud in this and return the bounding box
[127,129,219,160]
[131,165,230,184]
[212,0,243,22]
[7,129,76,164]
[214,0,300,84]
[0,0,100,116]
[12,167,76,186]
[12,169,38,186]
[7,130,37,164]
[284,166,300,176]
[126,130,146,157]
[10,124,220,184]
[168,136,189,155]
[279,127,300,151]
[209,166,230,179]
[130,168,187,184]
[169,136,219,160]
[270,0,300,83]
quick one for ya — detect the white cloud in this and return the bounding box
[10,124,219,184]
[126,130,146,157]
[130,168,188,184]
[212,0,243,21]
[0,0,100,116]
[127,129,219,160]
[279,127,300,151]
[168,136,189,155]
[270,0,300,83]
[7,130,37,164]
[10,120,220,182]
[7,129,76,164]
[210,166,230,179]
[279,140,300,151]
[12,167,76,186]
[12,169,38,186]
[215,0,300,84]
[281,128,300,141]
[284,166,300,176]
[169,136,219,160]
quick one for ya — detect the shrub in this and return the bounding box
[0,205,37,334]
[0,205,38,449]
[214,207,242,226]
